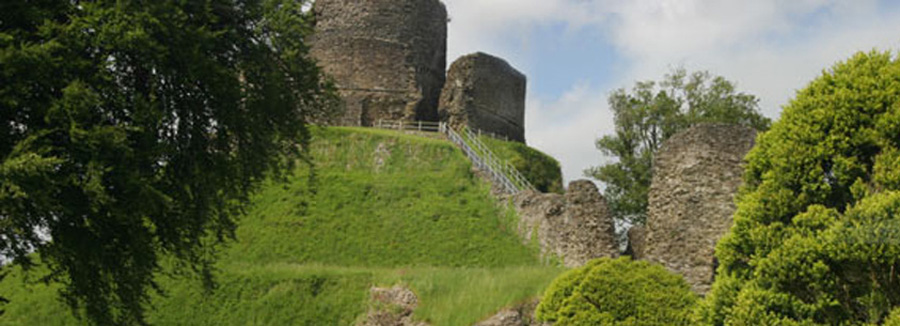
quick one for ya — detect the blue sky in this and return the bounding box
[442,0,900,185]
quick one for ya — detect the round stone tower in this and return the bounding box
[310,0,447,126]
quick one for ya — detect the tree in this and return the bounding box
[536,257,697,326]
[585,69,770,226]
[698,51,900,325]
[0,1,335,325]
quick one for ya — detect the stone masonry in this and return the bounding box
[359,286,428,326]
[439,52,527,142]
[474,299,548,326]
[310,0,447,126]
[635,123,756,294]
[514,180,618,267]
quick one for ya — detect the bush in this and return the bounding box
[536,257,697,326]
[479,136,564,193]
[700,51,900,325]
[884,308,900,326]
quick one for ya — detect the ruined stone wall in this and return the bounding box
[636,123,756,294]
[439,52,526,142]
[311,0,447,126]
[514,180,618,267]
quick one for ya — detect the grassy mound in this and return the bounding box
[479,136,563,194]
[0,127,563,326]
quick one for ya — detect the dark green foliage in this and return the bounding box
[700,51,900,326]
[585,69,770,225]
[479,136,564,193]
[536,257,697,326]
[0,1,334,325]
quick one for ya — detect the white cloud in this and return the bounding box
[443,0,900,185]
[604,0,900,117]
[525,82,613,185]
[443,0,610,67]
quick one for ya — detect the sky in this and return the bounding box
[442,0,900,185]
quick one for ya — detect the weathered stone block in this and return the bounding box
[359,286,428,326]
[474,299,547,326]
[439,52,526,142]
[624,224,646,259]
[514,180,618,267]
[311,0,447,126]
[641,123,756,294]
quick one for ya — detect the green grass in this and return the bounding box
[0,127,564,326]
[393,266,562,325]
[231,127,538,268]
[0,264,372,326]
[477,135,564,193]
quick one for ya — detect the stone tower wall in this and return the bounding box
[439,52,526,142]
[514,180,618,267]
[311,0,447,126]
[638,123,756,294]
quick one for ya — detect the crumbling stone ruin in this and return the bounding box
[310,0,759,301]
[310,0,447,126]
[439,52,527,142]
[474,299,547,326]
[632,123,756,294]
[359,286,428,326]
[624,224,646,259]
[514,180,618,267]
[311,2,530,142]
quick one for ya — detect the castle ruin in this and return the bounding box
[633,123,757,294]
[311,1,528,143]
[439,53,527,142]
[310,0,448,126]
[514,180,618,267]
[309,2,758,296]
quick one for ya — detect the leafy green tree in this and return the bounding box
[585,69,770,225]
[885,308,900,326]
[536,257,697,326]
[0,1,334,325]
[698,51,900,326]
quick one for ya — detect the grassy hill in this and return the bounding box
[0,127,564,326]
[479,134,564,194]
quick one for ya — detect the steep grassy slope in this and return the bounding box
[0,127,563,326]
[479,135,564,194]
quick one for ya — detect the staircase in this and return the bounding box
[374,119,536,194]
[440,123,536,194]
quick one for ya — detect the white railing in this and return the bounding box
[466,127,511,142]
[374,119,442,132]
[374,120,536,194]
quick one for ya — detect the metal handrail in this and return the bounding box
[373,119,536,194]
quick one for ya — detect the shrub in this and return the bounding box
[536,257,697,326]
[700,51,900,325]
[884,308,900,326]
[479,136,564,193]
